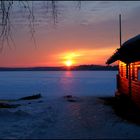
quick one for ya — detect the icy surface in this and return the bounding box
[0,71,116,99]
[0,71,140,139]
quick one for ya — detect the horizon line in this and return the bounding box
[0,64,118,68]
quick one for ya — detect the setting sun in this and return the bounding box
[65,60,73,67]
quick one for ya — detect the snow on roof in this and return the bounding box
[122,34,140,47]
[106,34,140,64]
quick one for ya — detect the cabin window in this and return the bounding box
[138,67,140,81]
[132,64,135,80]
[120,64,123,77]
[126,64,129,79]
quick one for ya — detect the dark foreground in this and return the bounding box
[99,95,140,125]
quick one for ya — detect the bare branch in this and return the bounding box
[76,1,81,10]
[0,1,82,50]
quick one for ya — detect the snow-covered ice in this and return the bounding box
[0,71,140,139]
[0,71,116,99]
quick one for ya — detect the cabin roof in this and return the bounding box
[106,34,140,64]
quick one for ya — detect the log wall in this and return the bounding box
[118,61,140,108]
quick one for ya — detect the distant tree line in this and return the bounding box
[0,65,118,71]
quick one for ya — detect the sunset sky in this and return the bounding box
[0,1,140,67]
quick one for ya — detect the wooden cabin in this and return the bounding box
[106,34,140,108]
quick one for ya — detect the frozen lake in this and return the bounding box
[0,71,117,99]
[0,71,140,139]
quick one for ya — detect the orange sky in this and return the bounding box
[0,1,140,67]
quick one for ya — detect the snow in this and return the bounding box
[0,71,116,99]
[122,34,140,47]
[0,71,140,139]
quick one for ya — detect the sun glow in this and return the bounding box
[61,52,79,67]
[65,60,73,67]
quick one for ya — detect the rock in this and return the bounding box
[0,103,20,108]
[67,99,76,102]
[64,95,77,102]
[19,94,42,100]
[64,95,73,99]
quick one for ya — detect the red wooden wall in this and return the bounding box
[118,61,140,107]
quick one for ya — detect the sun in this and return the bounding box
[65,60,73,67]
